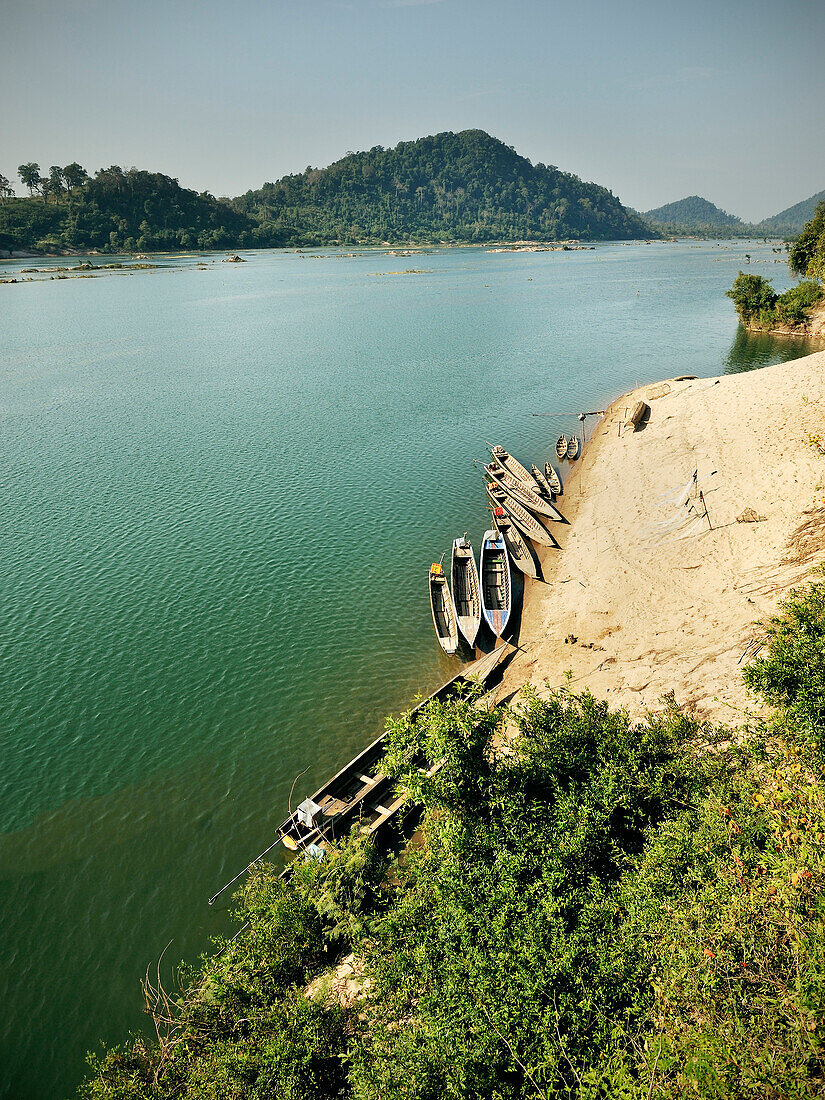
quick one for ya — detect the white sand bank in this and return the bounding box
[504,350,825,723]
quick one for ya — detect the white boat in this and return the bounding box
[450,536,481,647]
[479,528,511,638]
[566,435,580,460]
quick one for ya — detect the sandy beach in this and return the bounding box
[502,349,825,723]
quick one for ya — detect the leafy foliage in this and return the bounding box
[790,201,825,281]
[232,129,653,246]
[726,270,823,329]
[82,580,825,1099]
[0,166,263,253]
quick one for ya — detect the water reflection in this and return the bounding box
[725,325,817,374]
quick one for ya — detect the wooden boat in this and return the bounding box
[566,435,580,460]
[451,536,481,647]
[489,445,537,488]
[485,462,564,522]
[274,644,515,853]
[429,562,459,655]
[531,463,555,499]
[479,528,511,638]
[486,483,556,547]
[544,462,562,495]
[556,435,568,459]
[625,399,649,431]
[491,506,537,579]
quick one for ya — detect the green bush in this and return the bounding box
[82,592,825,1099]
[726,271,777,322]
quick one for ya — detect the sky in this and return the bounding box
[3,0,824,221]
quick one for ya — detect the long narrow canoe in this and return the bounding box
[429,562,459,655]
[275,643,515,852]
[566,435,580,460]
[489,444,536,488]
[486,462,564,522]
[556,435,568,459]
[486,483,556,547]
[544,461,562,495]
[451,536,481,647]
[479,528,511,638]
[531,463,555,499]
[491,506,537,579]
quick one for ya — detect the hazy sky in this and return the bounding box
[4,0,824,221]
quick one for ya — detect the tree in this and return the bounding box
[0,173,11,200]
[725,271,776,322]
[63,162,88,192]
[789,200,825,282]
[18,162,41,196]
[48,165,65,197]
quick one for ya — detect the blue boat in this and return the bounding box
[479,528,511,638]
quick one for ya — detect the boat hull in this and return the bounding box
[486,463,564,521]
[430,572,459,655]
[486,485,556,547]
[451,538,481,647]
[479,528,512,637]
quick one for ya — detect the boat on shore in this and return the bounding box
[544,462,562,495]
[451,536,481,647]
[486,483,557,547]
[492,506,537,578]
[275,644,515,853]
[556,435,568,459]
[479,528,511,637]
[489,444,537,488]
[531,463,555,499]
[485,462,564,521]
[429,562,459,655]
[566,435,580,460]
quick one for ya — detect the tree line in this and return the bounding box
[1,131,655,254]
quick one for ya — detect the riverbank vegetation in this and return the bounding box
[726,272,823,329]
[82,576,825,1099]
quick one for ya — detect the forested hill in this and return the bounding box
[642,195,744,233]
[757,189,825,236]
[0,167,258,253]
[233,130,653,245]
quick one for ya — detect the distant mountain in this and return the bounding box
[756,190,825,236]
[233,129,653,245]
[642,196,744,233]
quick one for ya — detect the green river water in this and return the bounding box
[0,241,815,1098]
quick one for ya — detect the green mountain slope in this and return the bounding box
[233,129,653,245]
[757,189,825,236]
[642,195,743,232]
